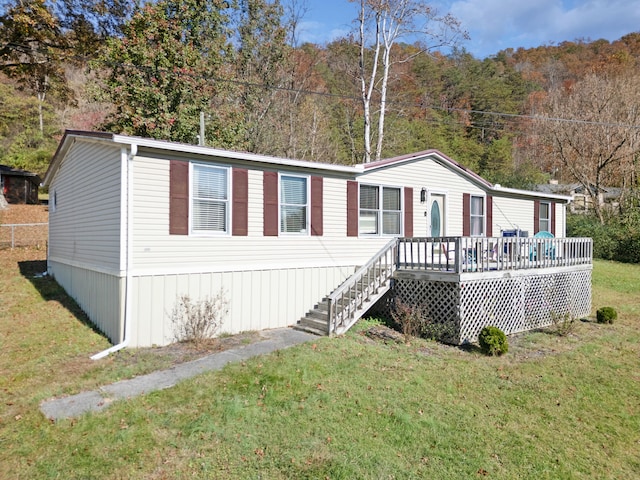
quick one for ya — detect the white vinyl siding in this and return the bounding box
[470,195,485,236]
[191,163,229,234]
[47,140,122,272]
[358,158,486,237]
[132,159,388,272]
[280,174,308,234]
[359,184,401,235]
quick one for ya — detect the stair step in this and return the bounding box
[306,309,328,321]
[293,323,328,336]
[299,315,329,330]
[295,316,330,336]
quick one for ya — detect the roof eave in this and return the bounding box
[491,184,572,202]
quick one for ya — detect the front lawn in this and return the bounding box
[1,248,638,479]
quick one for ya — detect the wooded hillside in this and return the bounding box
[2,0,639,200]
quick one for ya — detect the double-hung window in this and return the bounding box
[280,174,309,234]
[470,195,485,236]
[539,201,551,232]
[191,164,229,233]
[359,184,402,235]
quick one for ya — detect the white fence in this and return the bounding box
[0,223,48,249]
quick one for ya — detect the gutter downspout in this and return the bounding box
[91,143,137,360]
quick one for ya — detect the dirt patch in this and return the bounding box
[0,205,49,249]
[0,204,49,224]
[127,331,265,367]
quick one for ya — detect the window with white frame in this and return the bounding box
[470,195,485,236]
[539,201,551,232]
[280,174,309,234]
[191,164,229,233]
[359,184,402,235]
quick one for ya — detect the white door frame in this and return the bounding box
[425,189,448,237]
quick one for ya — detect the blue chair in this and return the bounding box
[530,231,556,260]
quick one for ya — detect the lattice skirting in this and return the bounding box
[386,268,592,344]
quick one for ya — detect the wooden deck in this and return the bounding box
[297,236,593,342]
[397,236,593,274]
[393,236,593,343]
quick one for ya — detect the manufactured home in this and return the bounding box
[43,131,591,354]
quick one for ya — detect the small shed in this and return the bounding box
[0,165,41,204]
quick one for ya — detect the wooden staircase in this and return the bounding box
[295,238,398,336]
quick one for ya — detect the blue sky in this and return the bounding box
[294,0,640,58]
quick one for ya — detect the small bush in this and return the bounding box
[550,311,576,336]
[390,300,456,343]
[391,300,423,339]
[596,306,617,324]
[171,291,228,347]
[478,326,508,356]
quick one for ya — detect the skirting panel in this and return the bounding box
[393,267,592,344]
[48,260,125,344]
[130,264,357,347]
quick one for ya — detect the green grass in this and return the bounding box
[1,252,639,479]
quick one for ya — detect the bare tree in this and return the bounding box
[536,73,640,223]
[353,0,467,162]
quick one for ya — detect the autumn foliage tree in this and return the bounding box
[535,72,640,223]
[0,0,70,135]
[97,0,238,146]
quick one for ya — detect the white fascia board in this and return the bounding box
[111,134,358,175]
[491,184,572,203]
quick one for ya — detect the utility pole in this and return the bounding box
[199,111,205,146]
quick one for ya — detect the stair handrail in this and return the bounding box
[327,237,399,334]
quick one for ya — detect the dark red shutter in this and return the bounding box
[347,181,358,237]
[486,195,493,237]
[232,168,248,236]
[534,200,540,234]
[263,171,278,236]
[404,187,413,237]
[462,193,470,237]
[169,160,189,235]
[311,176,323,236]
[550,201,556,236]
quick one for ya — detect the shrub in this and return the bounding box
[478,326,508,356]
[566,212,640,264]
[390,299,457,343]
[596,306,617,324]
[549,311,577,336]
[170,291,228,347]
[390,300,423,339]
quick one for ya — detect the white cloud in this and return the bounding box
[440,0,640,57]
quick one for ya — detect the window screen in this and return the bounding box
[382,187,401,235]
[192,164,228,232]
[359,184,401,235]
[359,185,379,234]
[539,202,551,232]
[280,175,308,233]
[470,195,484,236]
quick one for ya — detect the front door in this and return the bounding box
[428,193,446,237]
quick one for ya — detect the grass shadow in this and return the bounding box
[18,260,106,337]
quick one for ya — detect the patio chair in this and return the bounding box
[529,231,556,260]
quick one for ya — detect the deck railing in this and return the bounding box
[397,236,593,274]
[328,238,398,334]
